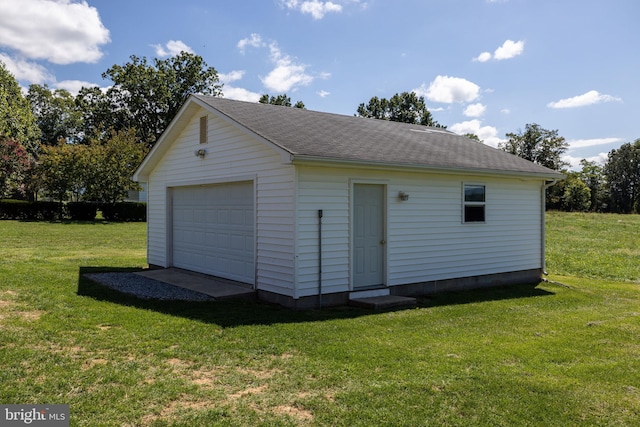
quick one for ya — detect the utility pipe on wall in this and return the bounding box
[318,209,323,309]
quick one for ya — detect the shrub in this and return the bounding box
[32,201,60,220]
[0,200,60,220]
[100,202,146,222]
[67,202,98,221]
[0,199,29,219]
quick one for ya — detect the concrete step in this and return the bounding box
[349,295,417,310]
[349,288,390,299]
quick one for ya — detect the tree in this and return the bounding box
[562,175,591,212]
[83,129,148,205]
[0,137,32,198]
[37,141,87,206]
[500,123,569,171]
[27,84,82,146]
[356,91,445,128]
[464,133,482,142]
[101,52,222,145]
[259,94,305,108]
[576,159,607,211]
[0,62,40,155]
[603,139,640,214]
[74,86,124,144]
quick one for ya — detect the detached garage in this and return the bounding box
[133,95,563,309]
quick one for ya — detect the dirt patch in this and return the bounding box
[191,366,224,387]
[0,306,44,322]
[228,384,269,400]
[237,367,281,380]
[273,404,314,423]
[83,358,109,370]
[142,396,215,426]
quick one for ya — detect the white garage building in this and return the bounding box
[133,95,563,309]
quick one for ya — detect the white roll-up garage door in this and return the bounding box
[171,181,254,284]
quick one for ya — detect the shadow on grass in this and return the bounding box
[77,266,554,328]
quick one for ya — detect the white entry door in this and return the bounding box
[171,182,254,284]
[353,184,385,289]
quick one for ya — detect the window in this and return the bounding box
[463,184,485,223]
[199,116,208,144]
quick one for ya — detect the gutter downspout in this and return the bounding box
[318,209,323,309]
[542,179,559,275]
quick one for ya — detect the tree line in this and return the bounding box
[497,123,640,214]
[1,53,639,214]
[0,52,222,207]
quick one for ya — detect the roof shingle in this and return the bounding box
[194,95,563,178]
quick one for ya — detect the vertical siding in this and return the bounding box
[295,166,543,297]
[147,108,296,296]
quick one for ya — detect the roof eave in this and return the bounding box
[290,154,565,180]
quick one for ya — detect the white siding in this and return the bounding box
[295,165,543,297]
[147,109,296,296]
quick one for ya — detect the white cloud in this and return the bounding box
[474,39,524,62]
[0,53,53,84]
[219,70,245,84]
[414,75,480,104]
[463,103,486,118]
[547,90,622,109]
[54,79,100,95]
[0,0,110,64]
[237,33,264,53]
[494,39,525,60]
[153,40,194,58]
[317,90,331,97]
[218,69,261,102]
[501,108,511,114]
[301,0,342,19]
[281,0,344,19]
[473,52,491,63]
[449,119,503,147]
[563,153,608,170]
[261,43,314,92]
[222,86,262,103]
[567,137,624,150]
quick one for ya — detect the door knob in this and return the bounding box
[380,240,386,244]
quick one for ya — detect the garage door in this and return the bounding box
[171,182,254,284]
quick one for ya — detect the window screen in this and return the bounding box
[463,184,485,223]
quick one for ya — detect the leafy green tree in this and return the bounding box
[500,123,569,171]
[576,159,607,211]
[562,175,591,212]
[84,129,148,205]
[37,141,87,205]
[603,139,640,214]
[259,94,305,108]
[0,62,40,154]
[27,84,82,145]
[0,137,32,198]
[464,133,482,142]
[101,52,222,145]
[74,86,123,144]
[356,91,445,128]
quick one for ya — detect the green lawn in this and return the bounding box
[1,214,639,426]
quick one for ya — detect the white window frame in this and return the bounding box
[462,183,486,223]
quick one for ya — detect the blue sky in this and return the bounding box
[0,0,638,169]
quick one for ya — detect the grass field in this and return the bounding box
[1,213,639,426]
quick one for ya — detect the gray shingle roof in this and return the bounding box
[194,95,564,179]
